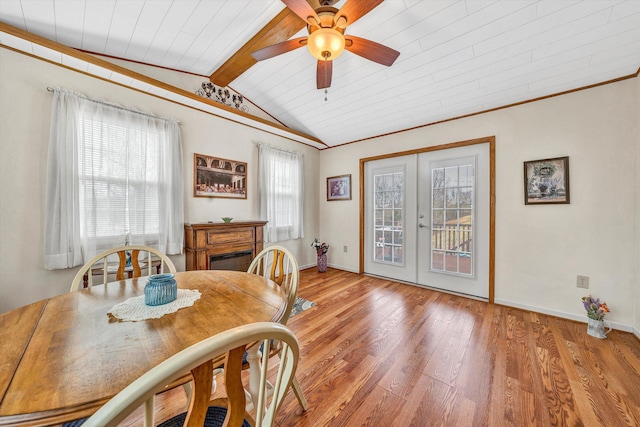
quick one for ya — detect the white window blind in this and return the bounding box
[44,88,184,269]
[77,118,160,241]
[258,144,304,242]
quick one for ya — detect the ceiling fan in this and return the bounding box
[251,0,400,90]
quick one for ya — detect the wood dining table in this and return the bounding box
[0,270,286,427]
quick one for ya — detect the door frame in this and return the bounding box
[359,136,496,303]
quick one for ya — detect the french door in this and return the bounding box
[363,156,417,283]
[364,143,490,299]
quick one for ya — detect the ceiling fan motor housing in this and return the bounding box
[307,6,342,29]
[306,7,346,61]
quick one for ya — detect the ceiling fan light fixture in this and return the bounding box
[307,28,345,61]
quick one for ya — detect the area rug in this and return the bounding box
[289,297,316,318]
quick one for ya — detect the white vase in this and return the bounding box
[587,317,611,339]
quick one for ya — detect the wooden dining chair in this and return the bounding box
[69,245,176,291]
[243,245,308,411]
[79,322,300,427]
[247,245,299,321]
[64,245,178,427]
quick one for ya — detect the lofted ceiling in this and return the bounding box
[1,0,639,148]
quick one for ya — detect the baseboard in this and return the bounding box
[495,298,634,333]
[298,263,316,270]
[298,263,360,274]
[634,326,640,340]
[327,263,359,273]
[299,263,359,273]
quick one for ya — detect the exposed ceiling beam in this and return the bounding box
[209,7,305,86]
[208,0,338,86]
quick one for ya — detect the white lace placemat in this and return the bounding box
[107,289,201,322]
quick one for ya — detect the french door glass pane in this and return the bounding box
[373,171,404,265]
[430,163,474,276]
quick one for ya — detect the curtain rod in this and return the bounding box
[257,142,301,155]
[46,87,182,125]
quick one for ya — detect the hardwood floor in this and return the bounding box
[141,268,640,426]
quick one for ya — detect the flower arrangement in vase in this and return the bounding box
[581,294,611,338]
[311,238,329,272]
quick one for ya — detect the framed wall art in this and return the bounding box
[327,174,352,201]
[194,153,247,199]
[524,156,570,205]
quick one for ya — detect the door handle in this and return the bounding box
[418,223,428,228]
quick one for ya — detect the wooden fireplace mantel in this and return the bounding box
[184,221,267,271]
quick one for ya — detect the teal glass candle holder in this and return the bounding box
[144,273,177,306]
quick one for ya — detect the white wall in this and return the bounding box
[319,76,639,330]
[635,75,640,338]
[1,46,637,331]
[93,55,277,124]
[0,48,319,313]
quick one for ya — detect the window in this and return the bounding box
[258,144,304,242]
[430,162,474,276]
[77,118,161,243]
[373,170,404,265]
[44,89,183,269]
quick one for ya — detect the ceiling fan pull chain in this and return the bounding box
[324,88,328,101]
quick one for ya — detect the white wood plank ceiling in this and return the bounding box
[1,0,639,147]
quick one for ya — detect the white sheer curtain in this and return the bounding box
[44,88,184,270]
[258,144,304,242]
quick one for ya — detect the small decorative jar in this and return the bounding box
[145,273,177,306]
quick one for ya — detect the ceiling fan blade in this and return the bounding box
[282,0,320,26]
[345,35,400,66]
[334,0,384,27]
[251,37,308,61]
[317,60,333,89]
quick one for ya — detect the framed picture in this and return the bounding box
[524,156,570,205]
[327,174,352,201]
[194,153,247,199]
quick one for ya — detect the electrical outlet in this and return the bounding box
[576,275,589,289]
[343,245,348,253]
